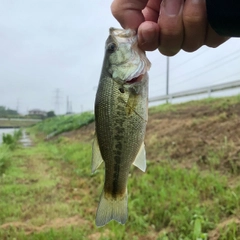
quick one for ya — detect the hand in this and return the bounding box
[111,0,229,56]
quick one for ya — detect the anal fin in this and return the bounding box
[133,142,146,172]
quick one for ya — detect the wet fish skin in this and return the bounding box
[92,28,151,227]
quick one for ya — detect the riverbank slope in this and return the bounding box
[1,96,240,239]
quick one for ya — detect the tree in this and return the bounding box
[47,111,56,118]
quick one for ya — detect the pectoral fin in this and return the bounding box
[133,142,146,172]
[92,135,104,173]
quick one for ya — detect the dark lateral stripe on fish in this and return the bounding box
[112,155,121,197]
[112,133,125,197]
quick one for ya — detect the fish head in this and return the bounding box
[104,28,151,85]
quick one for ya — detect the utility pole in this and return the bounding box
[54,88,61,115]
[70,101,72,113]
[16,99,20,114]
[66,96,69,114]
[166,57,169,103]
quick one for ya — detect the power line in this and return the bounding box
[150,69,240,97]
[150,48,209,81]
[170,48,209,71]
[212,70,240,84]
[149,48,240,98]
[171,50,240,86]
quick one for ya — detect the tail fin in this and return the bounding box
[95,190,128,227]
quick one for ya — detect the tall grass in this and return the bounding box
[0,144,11,175]
[2,129,22,150]
[0,129,22,174]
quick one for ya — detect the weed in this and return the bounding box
[2,129,22,150]
[0,144,11,175]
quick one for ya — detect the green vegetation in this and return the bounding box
[0,106,19,118]
[31,112,94,136]
[2,129,22,149]
[1,98,240,239]
[149,94,240,114]
[0,129,22,175]
[0,144,12,175]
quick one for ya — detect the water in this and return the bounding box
[0,128,17,144]
[19,130,32,147]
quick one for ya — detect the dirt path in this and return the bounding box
[0,144,93,237]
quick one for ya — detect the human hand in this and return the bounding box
[111,0,229,56]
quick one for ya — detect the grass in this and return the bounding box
[31,112,94,137]
[0,129,22,174]
[0,119,40,128]
[149,94,240,114]
[1,97,240,239]
[1,139,240,239]
[0,144,12,175]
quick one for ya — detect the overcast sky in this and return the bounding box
[0,0,240,114]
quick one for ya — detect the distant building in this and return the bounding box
[28,109,47,117]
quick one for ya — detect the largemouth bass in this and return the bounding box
[92,28,151,227]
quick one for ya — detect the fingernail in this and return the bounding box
[162,0,183,17]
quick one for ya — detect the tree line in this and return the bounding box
[0,106,19,117]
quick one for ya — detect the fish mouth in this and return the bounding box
[110,28,136,39]
[125,74,144,84]
[108,28,151,84]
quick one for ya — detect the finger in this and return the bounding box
[142,0,162,22]
[205,24,230,48]
[182,0,207,52]
[111,0,148,29]
[138,0,162,51]
[138,21,160,51]
[158,0,184,56]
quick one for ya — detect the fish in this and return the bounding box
[92,27,151,227]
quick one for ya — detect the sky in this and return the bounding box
[0,0,240,115]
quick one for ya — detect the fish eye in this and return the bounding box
[107,42,117,53]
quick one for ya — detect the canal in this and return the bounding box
[0,128,17,144]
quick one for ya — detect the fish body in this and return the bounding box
[92,28,151,227]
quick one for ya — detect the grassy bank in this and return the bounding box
[31,112,94,137]
[0,119,41,128]
[1,98,240,239]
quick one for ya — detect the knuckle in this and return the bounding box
[110,2,120,18]
[161,27,182,38]
[183,13,205,27]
